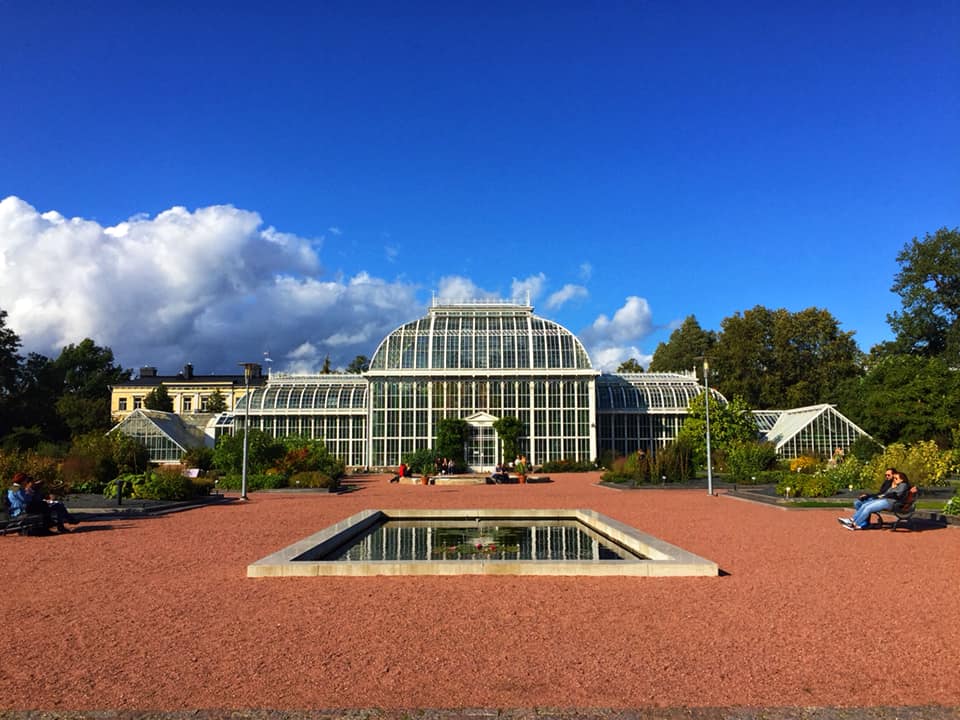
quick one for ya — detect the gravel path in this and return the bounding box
[2,472,958,715]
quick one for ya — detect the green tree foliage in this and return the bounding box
[838,354,960,445]
[711,306,863,408]
[677,393,758,471]
[53,339,129,436]
[616,358,644,373]
[649,316,716,374]
[492,415,524,464]
[346,355,370,374]
[321,355,332,374]
[276,435,345,479]
[181,446,215,472]
[435,418,469,467]
[143,385,174,411]
[885,227,960,363]
[204,389,228,413]
[212,429,285,475]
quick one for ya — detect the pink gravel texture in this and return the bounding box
[2,472,959,712]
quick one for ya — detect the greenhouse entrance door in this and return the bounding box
[464,413,498,473]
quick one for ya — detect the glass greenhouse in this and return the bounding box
[111,300,874,467]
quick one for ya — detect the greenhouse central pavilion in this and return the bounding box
[231,299,719,471]
[111,299,871,469]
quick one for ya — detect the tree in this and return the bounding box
[649,316,716,374]
[837,354,960,446]
[205,389,227,414]
[321,355,332,374]
[493,415,524,464]
[0,310,24,439]
[885,227,960,364]
[53,339,129,436]
[212,429,284,475]
[711,306,862,408]
[616,358,644,373]
[677,393,758,471]
[435,418,469,468]
[346,355,370,374]
[144,385,174,411]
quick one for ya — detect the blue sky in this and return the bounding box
[1,1,957,374]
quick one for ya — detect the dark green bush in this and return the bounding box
[725,441,778,481]
[215,473,286,491]
[133,466,194,501]
[402,447,437,475]
[775,472,844,498]
[539,458,596,473]
[849,436,883,463]
[289,470,338,489]
[651,438,694,482]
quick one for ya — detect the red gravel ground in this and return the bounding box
[2,472,959,713]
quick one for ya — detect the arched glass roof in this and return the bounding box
[369,302,594,371]
[235,376,368,412]
[596,373,727,412]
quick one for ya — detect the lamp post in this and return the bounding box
[702,357,714,496]
[238,362,260,501]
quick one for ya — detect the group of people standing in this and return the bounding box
[5,472,77,534]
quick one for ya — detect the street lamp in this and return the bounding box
[702,357,713,496]
[238,362,260,501]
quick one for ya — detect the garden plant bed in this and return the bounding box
[2,471,959,715]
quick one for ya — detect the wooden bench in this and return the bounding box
[0,511,46,536]
[870,487,919,531]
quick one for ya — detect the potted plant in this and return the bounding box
[516,456,528,484]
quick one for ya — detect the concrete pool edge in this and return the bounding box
[247,509,719,577]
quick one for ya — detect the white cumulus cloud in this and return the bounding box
[580,296,656,372]
[545,283,588,310]
[0,196,419,374]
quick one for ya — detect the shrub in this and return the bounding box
[181,446,214,472]
[215,473,286,491]
[539,458,597,473]
[725,441,778,481]
[849,436,883,463]
[133,466,195,501]
[0,450,65,495]
[944,490,960,516]
[651,438,694,483]
[821,456,868,491]
[289,471,338,490]
[775,472,843,498]
[862,441,955,487]
[103,473,140,500]
[789,456,820,474]
[402,447,437,475]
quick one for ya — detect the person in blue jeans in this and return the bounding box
[840,471,910,530]
[853,467,896,513]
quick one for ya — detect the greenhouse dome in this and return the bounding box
[369,300,594,372]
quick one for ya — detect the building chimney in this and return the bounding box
[183,363,194,379]
[139,366,157,378]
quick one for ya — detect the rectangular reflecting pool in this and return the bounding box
[320,519,639,562]
[248,509,719,577]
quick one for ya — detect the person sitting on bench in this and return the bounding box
[839,471,911,531]
[21,475,75,534]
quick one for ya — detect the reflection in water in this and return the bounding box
[329,520,637,561]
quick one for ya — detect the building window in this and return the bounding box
[133,396,143,409]
[118,398,128,411]
[200,396,209,412]
[182,396,192,412]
